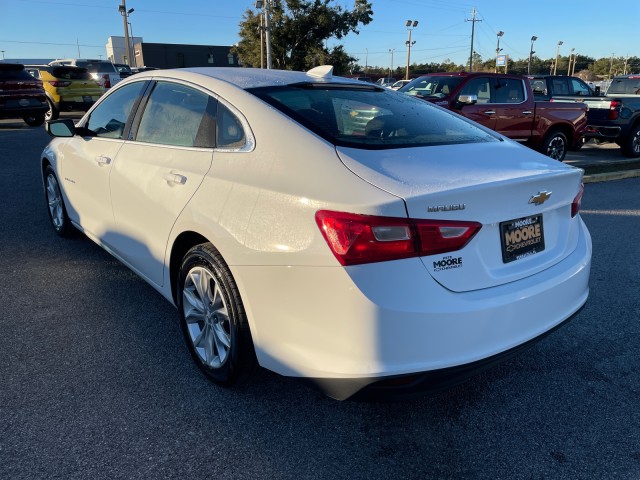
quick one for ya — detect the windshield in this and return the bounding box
[51,66,93,80]
[75,61,117,73]
[399,76,464,98]
[248,83,498,150]
[607,77,640,95]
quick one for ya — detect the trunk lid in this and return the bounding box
[336,141,584,292]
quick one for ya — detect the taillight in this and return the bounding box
[48,81,72,87]
[102,74,111,89]
[608,100,622,120]
[571,183,584,218]
[315,210,482,266]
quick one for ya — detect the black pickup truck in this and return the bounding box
[583,75,640,157]
[528,75,602,101]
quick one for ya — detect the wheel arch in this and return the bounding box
[169,231,210,304]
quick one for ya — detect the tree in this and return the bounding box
[234,0,373,73]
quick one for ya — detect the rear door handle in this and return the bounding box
[522,110,533,115]
[483,110,496,115]
[164,173,187,185]
[95,155,112,166]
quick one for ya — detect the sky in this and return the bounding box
[1,0,639,69]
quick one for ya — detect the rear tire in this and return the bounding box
[178,243,256,386]
[540,130,568,161]
[23,113,45,127]
[620,124,640,158]
[44,165,74,237]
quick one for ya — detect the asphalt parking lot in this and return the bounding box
[1,118,639,479]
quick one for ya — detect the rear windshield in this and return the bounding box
[0,64,35,81]
[51,66,93,80]
[248,83,498,149]
[75,61,117,73]
[607,77,640,95]
[399,76,464,98]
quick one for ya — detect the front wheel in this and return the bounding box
[620,124,640,158]
[178,243,256,386]
[23,112,45,127]
[540,130,568,161]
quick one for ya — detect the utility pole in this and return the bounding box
[567,48,574,75]
[259,13,264,69]
[264,0,272,69]
[389,48,395,79]
[365,48,368,74]
[465,8,481,72]
[572,54,578,76]
[118,0,134,65]
[609,53,615,79]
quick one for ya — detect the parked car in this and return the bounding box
[49,59,121,91]
[24,64,103,120]
[42,66,591,400]
[113,63,134,78]
[0,63,48,126]
[376,77,396,87]
[391,79,411,90]
[583,75,640,157]
[400,72,588,161]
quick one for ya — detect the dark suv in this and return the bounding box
[0,63,48,126]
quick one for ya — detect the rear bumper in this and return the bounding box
[233,219,591,400]
[585,124,622,140]
[0,104,48,119]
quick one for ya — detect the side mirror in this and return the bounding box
[456,94,478,108]
[46,119,75,138]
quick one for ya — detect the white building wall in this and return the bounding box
[106,36,143,66]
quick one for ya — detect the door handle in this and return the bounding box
[164,173,187,185]
[95,155,112,166]
[483,110,496,115]
[522,110,533,115]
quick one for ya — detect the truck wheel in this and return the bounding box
[620,124,640,158]
[541,130,568,161]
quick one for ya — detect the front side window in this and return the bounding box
[136,82,214,147]
[571,79,591,96]
[250,84,498,149]
[85,81,146,138]
[459,77,492,103]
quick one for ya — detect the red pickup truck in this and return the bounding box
[399,72,587,161]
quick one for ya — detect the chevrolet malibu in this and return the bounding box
[42,66,591,400]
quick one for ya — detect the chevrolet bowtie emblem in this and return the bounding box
[529,191,552,206]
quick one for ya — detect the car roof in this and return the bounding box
[132,66,365,90]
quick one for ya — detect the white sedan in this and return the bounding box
[42,66,591,400]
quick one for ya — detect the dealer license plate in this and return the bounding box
[499,214,545,263]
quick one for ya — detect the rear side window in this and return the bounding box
[250,84,498,149]
[136,82,215,148]
[551,77,570,95]
[494,78,525,104]
[607,78,640,95]
[85,82,146,139]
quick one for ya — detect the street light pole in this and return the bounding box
[405,20,418,80]
[365,48,368,74]
[495,31,504,73]
[609,53,615,79]
[528,36,537,75]
[567,47,574,75]
[572,53,578,76]
[553,40,563,75]
[389,48,395,79]
[118,1,135,66]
